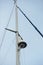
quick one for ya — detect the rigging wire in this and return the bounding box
[0,5,15,49]
[16,5,43,38]
[1,36,15,65]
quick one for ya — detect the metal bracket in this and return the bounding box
[5,28,23,40]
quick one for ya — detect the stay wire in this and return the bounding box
[2,36,15,65]
[0,5,15,49]
[16,5,43,38]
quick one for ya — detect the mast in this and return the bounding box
[5,1,27,65]
[15,0,20,65]
[14,1,27,65]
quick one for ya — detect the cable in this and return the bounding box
[1,36,15,65]
[0,5,15,49]
[16,5,43,38]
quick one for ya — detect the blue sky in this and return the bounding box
[0,0,43,65]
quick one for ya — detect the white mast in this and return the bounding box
[5,0,27,65]
[15,0,20,65]
[14,0,27,65]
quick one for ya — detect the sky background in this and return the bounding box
[0,0,43,65]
